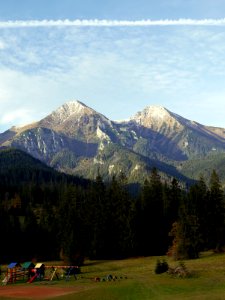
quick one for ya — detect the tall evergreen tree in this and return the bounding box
[103,173,135,258]
[208,170,225,251]
[168,201,201,259]
[168,178,204,260]
[188,175,208,250]
[163,178,182,252]
[82,173,107,259]
[57,185,83,264]
[138,168,165,255]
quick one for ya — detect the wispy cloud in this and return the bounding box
[1,19,225,27]
[1,21,225,131]
[1,108,32,126]
[0,40,6,49]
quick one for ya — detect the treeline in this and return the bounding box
[1,161,225,264]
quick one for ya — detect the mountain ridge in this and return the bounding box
[1,100,225,184]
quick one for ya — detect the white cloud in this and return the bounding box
[0,40,6,49]
[0,19,225,28]
[1,22,225,132]
[1,109,32,125]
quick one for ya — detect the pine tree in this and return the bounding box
[168,205,201,259]
[138,168,165,255]
[188,175,208,250]
[208,170,225,251]
[82,173,107,259]
[168,181,202,260]
[163,178,182,253]
[58,185,83,264]
[103,173,135,258]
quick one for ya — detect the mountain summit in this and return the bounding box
[132,105,172,122]
[1,100,225,183]
[130,105,183,132]
[38,100,113,140]
[49,100,91,122]
[40,100,96,126]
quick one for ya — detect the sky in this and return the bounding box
[1,0,225,132]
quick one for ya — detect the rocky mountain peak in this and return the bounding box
[52,100,93,121]
[39,100,95,127]
[133,105,170,118]
[60,100,89,112]
[143,105,170,118]
[130,105,182,130]
[37,100,114,141]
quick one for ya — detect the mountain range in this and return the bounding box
[1,100,225,185]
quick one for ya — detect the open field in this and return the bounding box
[1,252,225,299]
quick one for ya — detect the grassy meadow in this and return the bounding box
[2,252,225,299]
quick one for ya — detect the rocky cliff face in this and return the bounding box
[128,105,225,160]
[1,100,225,182]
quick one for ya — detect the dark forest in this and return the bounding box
[1,148,225,265]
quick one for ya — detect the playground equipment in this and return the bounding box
[22,262,35,273]
[26,265,79,283]
[1,262,79,285]
[2,261,37,285]
[27,273,38,283]
[2,262,22,285]
[44,266,80,282]
[27,263,45,283]
[2,273,10,286]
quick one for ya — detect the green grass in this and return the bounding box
[2,252,225,299]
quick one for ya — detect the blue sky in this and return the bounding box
[0,0,225,132]
[1,0,225,20]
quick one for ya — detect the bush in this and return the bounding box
[154,259,169,274]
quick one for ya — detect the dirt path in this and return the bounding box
[0,284,84,299]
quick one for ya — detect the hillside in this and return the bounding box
[0,147,89,187]
[179,153,225,186]
[0,147,89,262]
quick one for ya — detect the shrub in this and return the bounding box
[154,259,169,274]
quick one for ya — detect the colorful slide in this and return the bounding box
[27,274,38,283]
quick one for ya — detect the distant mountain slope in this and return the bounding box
[1,100,225,184]
[0,147,88,186]
[179,153,225,186]
[0,147,52,172]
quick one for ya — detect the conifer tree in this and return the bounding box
[139,168,165,255]
[58,185,83,264]
[168,202,201,259]
[103,173,134,258]
[208,170,225,251]
[163,178,182,252]
[82,173,107,259]
[188,175,208,250]
[168,180,202,260]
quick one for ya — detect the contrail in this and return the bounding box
[0,19,225,27]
